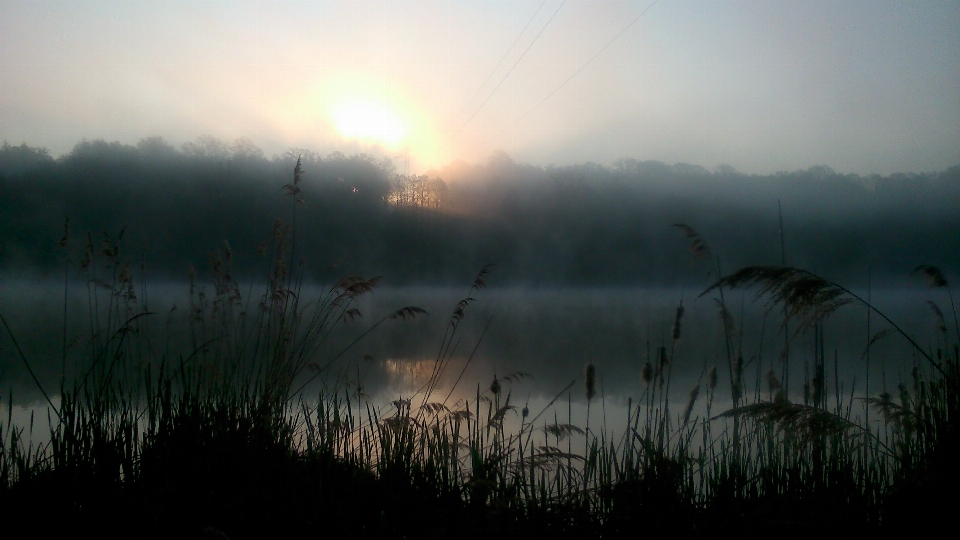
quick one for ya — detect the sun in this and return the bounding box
[331,98,405,146]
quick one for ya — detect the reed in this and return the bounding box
[0,183,955,538]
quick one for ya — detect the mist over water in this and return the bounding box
[1,278,946,409]
[2,3,958,529]
[1,141,956,427]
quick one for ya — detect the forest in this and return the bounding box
[2,137,958,286]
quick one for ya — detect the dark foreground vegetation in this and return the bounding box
[1,155,958,539]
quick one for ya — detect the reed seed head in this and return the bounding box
[766,370,782,394]
[641,362,654,385]
[913,264,948,288]
[294,155,304,184]
[927,301,947,333]
[701,266,856,335]
[672,305,685,341]
[673,223,712,261]
[682,384,700,426]
[490,376,501,396]
[58,218,69,249]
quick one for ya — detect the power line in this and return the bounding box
[454,0,550,120]
[497,0,659,136]
[455,0,569,136]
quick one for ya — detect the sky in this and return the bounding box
[1,0,958,175]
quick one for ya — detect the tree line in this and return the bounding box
[2,138,958,286]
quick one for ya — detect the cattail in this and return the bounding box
[658,346,668,368]
[490,376,501,396]
[707,366,718,391]
[584,362,596,401]
[671,305,685,341]
[682,384,700,426]
[522,403,529,420]
[803,382,811,405]
[641,362,654,385]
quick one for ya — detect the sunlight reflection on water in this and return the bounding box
[0,280,946,409]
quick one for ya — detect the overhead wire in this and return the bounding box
[453,0,550,120]
[455,0,569,136]
[496,0,659,136]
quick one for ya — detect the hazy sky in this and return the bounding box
[1,0,958,174]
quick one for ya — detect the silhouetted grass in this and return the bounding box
[0,177,956,539]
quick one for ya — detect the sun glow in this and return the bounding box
[332,99,405,146]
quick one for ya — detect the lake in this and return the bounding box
[1,277,947,427]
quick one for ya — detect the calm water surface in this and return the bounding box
[1,279,945,399]
[0,278,950,448]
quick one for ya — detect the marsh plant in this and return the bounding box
[0,174,956,538]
